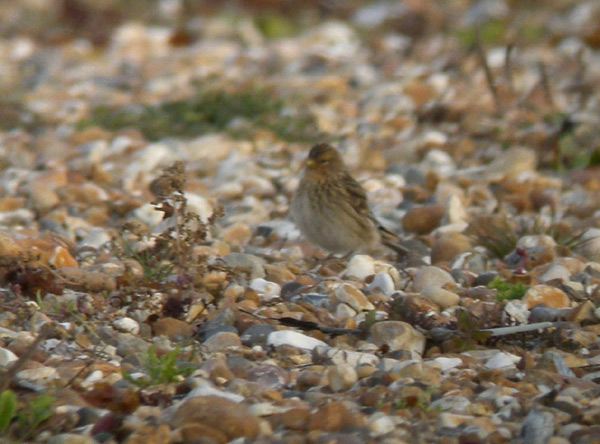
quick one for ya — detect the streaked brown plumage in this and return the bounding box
[290,143,408,256]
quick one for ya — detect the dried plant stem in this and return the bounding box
[0,326,50,392]
[475,29,501,114]
[483,322,563,336]
[538,61,555,109]
[504,44,515,93]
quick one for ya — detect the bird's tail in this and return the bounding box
[378,225,410,256]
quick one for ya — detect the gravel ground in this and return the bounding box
[1,1,600,443]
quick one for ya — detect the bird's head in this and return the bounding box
[304,143,346,179]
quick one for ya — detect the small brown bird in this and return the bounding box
[290,143,408,257]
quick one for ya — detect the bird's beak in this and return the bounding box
[306,159,315,168]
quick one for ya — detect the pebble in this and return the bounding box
[249,278,281,301]
[246,364,288,389]
[186,380,245,403]
[423,149,455,176]
[365,272,395,296]
[430,356,463,372]
[430,232,472,264]
[420,286,460,309]
[47,434,97,444]
[522,285,570,309]
[203,331,242,352]
[240,324,278,347]
[17,366,60,383]
[484,351,521,370]
[307,400,364,432]
[529,305,560,323]
[78,227,111,249]
[314,346,380,367]
[369,321,426,356]
[223,253,266,279]
[485,146,537,180]
[266,330,328,351]
[151,317,194,340]
[503,300,530,325]
[575,228,600,261]
[412,266,455,292]
[0,347,18,366]
[1,5,600,444]
[344,255,376,280]
[519,409,555,444]
[327,363,358,392]
[334,283,375,311]
[430,395,471,413]
[539,264,571,283]
[367,413,396,437]
[113,317,140,335]
[171,395,260,441]
[402,204,444,234]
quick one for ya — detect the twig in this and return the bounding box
[238,308,365,337]
[574,46,588,109]
[482,321,563,337]
[503,44,515,93]
[0,326,51,392]
[537,61,555,109]
[474,28,501,114]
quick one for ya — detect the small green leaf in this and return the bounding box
[0,390,17,433]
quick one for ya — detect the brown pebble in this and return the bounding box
[150,317,194,340]
[307,401,364,432]
[402,204,444,234]
[430,232,472,264]
[171,396,259,441]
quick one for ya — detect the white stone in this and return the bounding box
[0,347,18,366]
[540,264,571,283]
[132,202,165,227]
[334,283,375,311]
[79,227,111,249]
[0,327,18,339]
[17,366,59,382]
[84,370,104,383]
[366,272,395,296]
[517,235,556,249]
[430,395,471,413]
[0,209,35,225]
[430,356,463,372]
[266,330,328,351]
[250,278,281,301]
[503,300,529,325]
[186,381,244,403]
[368,413,396,437]
[485,352,520,370]
[575,228,600,261]
[420,286,460,309]
[345,255,376,280]
[327,363,358,392]
[184,193,214,223]
[413,266,455,292]
[445,194,467,225]
[314,346,380,367]
[113,317,140,335]
[248,403,290,416]
[335,303,357,319]
[423,149,455,176]
[257,220,301,241]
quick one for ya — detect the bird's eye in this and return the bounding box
[318,158,328,164]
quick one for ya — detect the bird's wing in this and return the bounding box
[341,172,371,217]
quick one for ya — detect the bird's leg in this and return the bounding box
[311,252,336,274]
[312,250,356,274]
